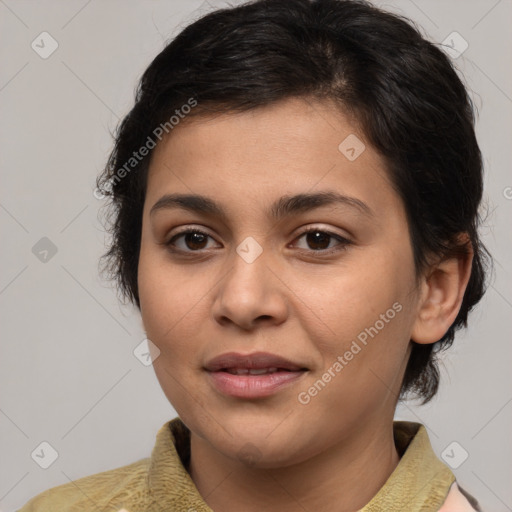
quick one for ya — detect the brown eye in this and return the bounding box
[293,227,352,254]
[183,231,208,250]
[305,230,331,250]
[166,229,217,252]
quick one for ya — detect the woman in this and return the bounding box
[19,0,489,510]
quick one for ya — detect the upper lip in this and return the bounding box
[204,352,308,372]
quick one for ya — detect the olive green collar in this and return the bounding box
[359,421,455,511]
[148,418,454,512]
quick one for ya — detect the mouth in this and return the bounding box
[219,367,299,375]
[204,351,308,373]
[204,352,309,399]
[207,370,308,398]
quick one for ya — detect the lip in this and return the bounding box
[204,351,307,372]
[204,352,308,399]
[207,370,307,398]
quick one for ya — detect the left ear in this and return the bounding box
[411,234,473,344]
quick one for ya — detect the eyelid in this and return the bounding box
[291,223,352,240]
[290,226,353,253]
[164,225,219,247]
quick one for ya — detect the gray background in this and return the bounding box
[1,1,511,511]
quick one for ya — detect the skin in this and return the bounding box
[137,97,473,512]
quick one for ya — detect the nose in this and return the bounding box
[211,244,289,331]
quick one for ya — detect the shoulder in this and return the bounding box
[16,457,150,512]
[438,482,483,512]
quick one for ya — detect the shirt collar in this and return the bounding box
[359,421,455,511]
[147,418,455,512]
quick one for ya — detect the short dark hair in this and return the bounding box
[96,0,491,403]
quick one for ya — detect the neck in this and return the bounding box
[188,419,400,512]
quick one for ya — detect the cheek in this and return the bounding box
[313,255,411,334]
[138,245,197,352]
[138,252,200,408]
[298,296,412,428]
[307,247,415,381]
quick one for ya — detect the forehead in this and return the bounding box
[150,97,367,167]
[144,97,400,221]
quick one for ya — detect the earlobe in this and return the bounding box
[411,237,473,345]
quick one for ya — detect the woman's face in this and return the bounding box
[138,97,421,467]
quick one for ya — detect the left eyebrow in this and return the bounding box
[149,191,374,220]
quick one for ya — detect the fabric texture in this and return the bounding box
[17,418,480,512]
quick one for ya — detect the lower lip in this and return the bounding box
[207,370,307,398]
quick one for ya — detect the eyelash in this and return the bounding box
[164,226,352,256]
